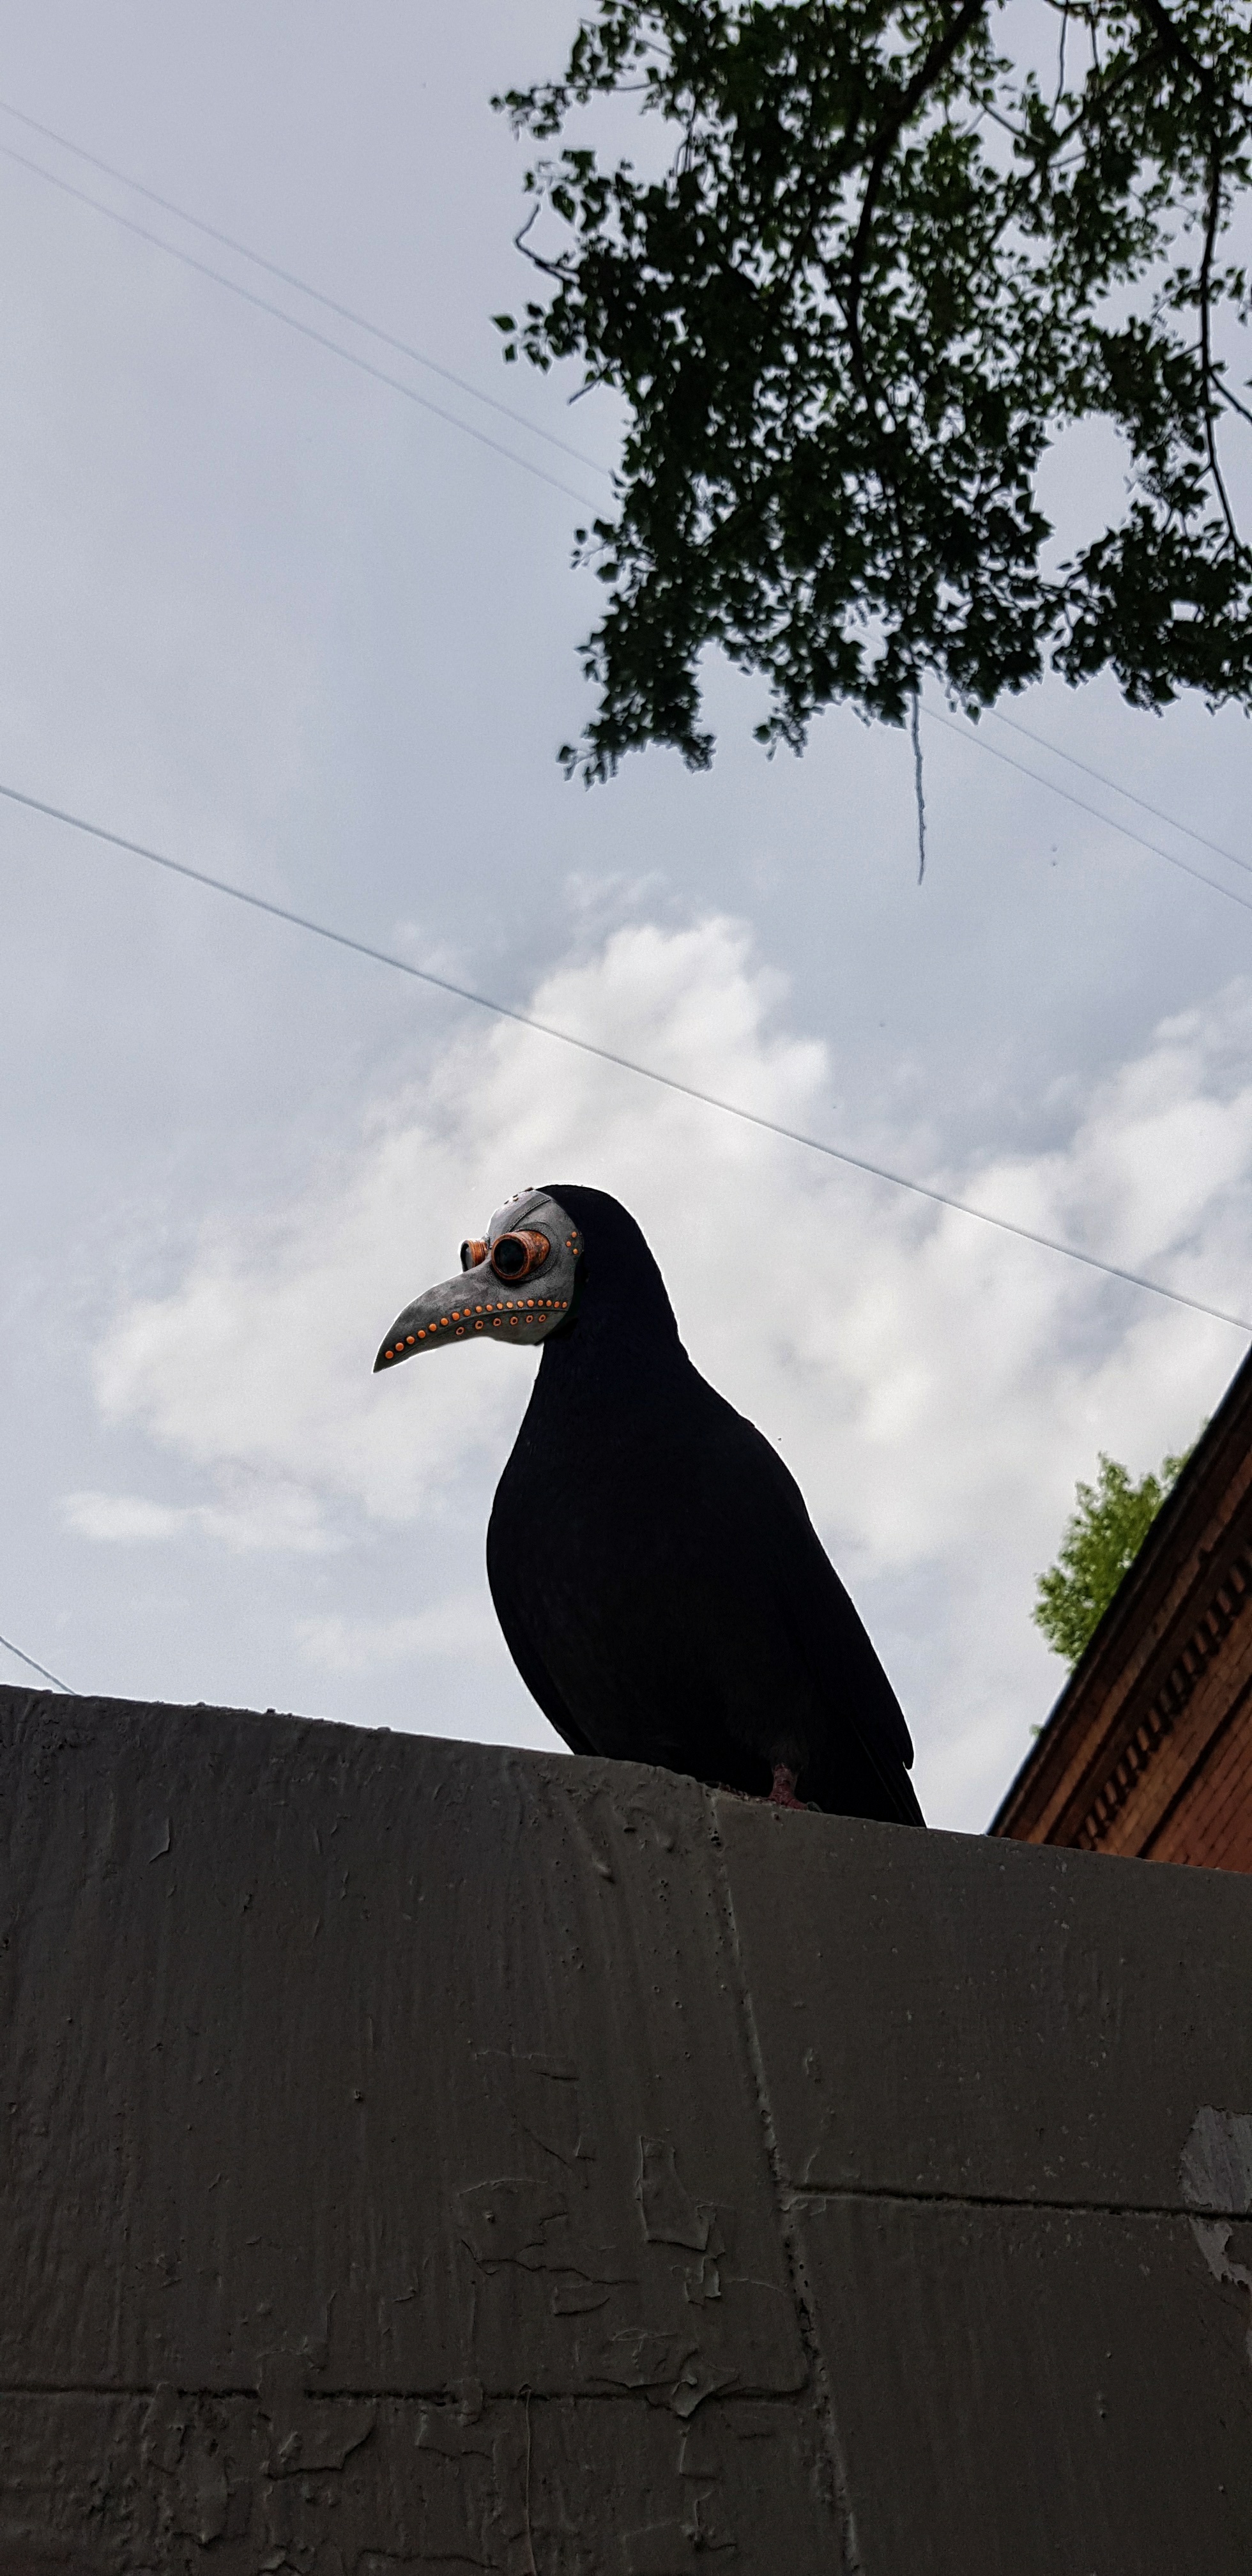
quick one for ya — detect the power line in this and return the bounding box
[0,1628,72,1691]
[0,95,609,479]
[6,95,1249,916]
[0,138,599,511]
[5,97,1249,919]
[987,705,1252,881]
[3,103,1248,1328]
[3,773,1249,1338]
[924,707,1252,920]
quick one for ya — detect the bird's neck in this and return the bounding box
[531,1298,691,1423]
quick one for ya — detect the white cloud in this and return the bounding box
[70,914,1252,1828]
[294,1597,490,1675]
[62,1492,190,1546]
[61,1482,337,1554]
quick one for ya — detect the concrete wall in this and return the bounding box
[4,1683,1252,2572]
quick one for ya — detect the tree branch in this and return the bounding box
[1216,377,1252,429]
[512,196,576,287]
[1199,147,1240,543]
[843,0,991,394]
[1131,0,1218,95]
[1055,0,1072,109]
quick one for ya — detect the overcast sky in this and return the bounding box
[3,2,1251,1832]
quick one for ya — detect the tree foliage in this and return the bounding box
[1032,1443,1191,1665]
[494,1,1252,780]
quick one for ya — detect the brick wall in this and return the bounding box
[993,1344,1252,1873]
[1150,1678,1252,1871]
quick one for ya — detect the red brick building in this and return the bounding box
[992,1342,1252,1872]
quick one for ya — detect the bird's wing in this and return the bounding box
[485,1508,599,1759]
[676,1384,918,1784]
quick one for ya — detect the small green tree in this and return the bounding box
[1034,1445,1193,1666]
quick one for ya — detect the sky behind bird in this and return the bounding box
[3,1,1251,1830]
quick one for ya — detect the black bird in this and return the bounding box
[374,1184,923,1825]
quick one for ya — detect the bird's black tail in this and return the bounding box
[804,1729,926,1827]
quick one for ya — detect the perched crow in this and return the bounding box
[375,1184,923,1825]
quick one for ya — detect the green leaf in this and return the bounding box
[494,0,1252,780]
[1032,1441,1196,1671]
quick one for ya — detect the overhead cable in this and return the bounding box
[4,96,1248,914]
[3,774,1249,1337]
[0,1627,72,1690]
[924,708,1252,920]
[0,95,607,477]
[0,137,599,510]
[986,705,1252,880]
[3,95,1245,907]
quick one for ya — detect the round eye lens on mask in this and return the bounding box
[460,1238,489,1272]
[490,1230,551,1282]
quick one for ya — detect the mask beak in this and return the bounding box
[373,1194,580,1375]
[372,1267,491,1371]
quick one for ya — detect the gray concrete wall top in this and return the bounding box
[3,1683,1252,2572]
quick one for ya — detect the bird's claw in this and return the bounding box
[768,1763,807,1811]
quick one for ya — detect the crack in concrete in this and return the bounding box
[701,1786,866,2576]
